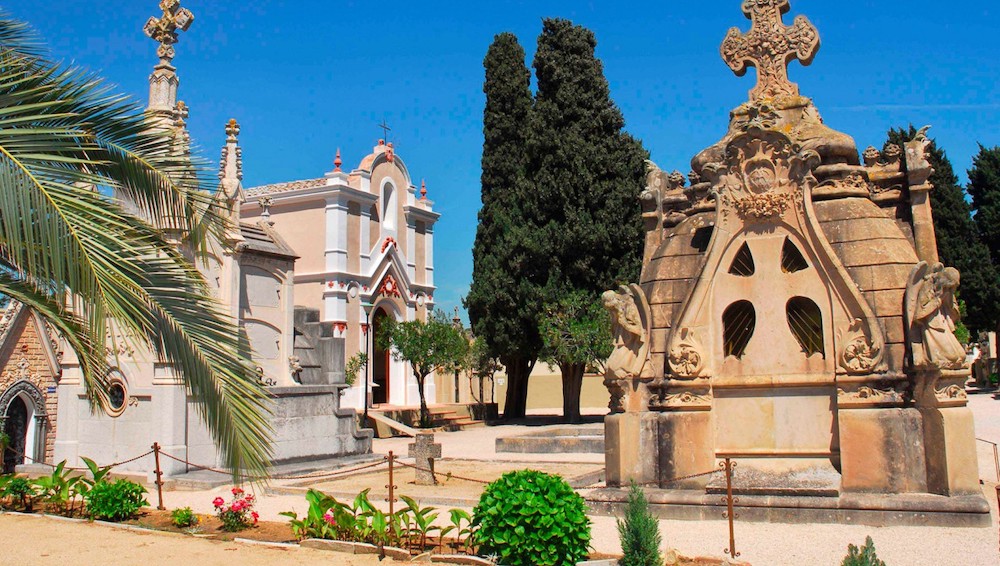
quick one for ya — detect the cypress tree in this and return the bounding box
[465,33,540,419]
[617,482,663,566]
[525,19,649,420]
[968,144,1000,267]
[886,127,1000,333]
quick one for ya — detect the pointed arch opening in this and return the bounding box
[723,300,756,359]
[781,238,809,273]
[786,297,824,357]
[728,242,755,277]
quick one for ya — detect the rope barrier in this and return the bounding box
[158,450,389,482]
[393,458,490,484]
[2,445,153,473]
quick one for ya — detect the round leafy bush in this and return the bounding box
[471,470,591,566]
[86,479,147,521]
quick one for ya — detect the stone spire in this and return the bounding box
[721,0,820,101]
[144,0,195,115]
[219,118,245,240]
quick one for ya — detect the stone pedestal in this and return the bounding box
[839,407,927,493]
[605,412,659,486]
[657,411,714,489]
[921,405,981,496]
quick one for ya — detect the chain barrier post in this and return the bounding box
[151,442,165,511]
[386,451,397,516]
[721,458,740,560]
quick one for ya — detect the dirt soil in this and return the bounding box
[0,513,387,566]
[124,508,296,543]
[304,458,603,502]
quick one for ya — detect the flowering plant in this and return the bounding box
[213,487,259,532]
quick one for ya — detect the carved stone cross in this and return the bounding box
[144,0,195,62]
[407,432,442,486]
[721,0,820,101]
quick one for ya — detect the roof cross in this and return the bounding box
[144,0,195,63]
[721,0,820,101]
[378,118,392,142]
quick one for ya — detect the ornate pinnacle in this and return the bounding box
[420,179,427,200]
[144,0,195,62]
[334,148,342,172]
[225,118,240,142]
[721,0,820,101]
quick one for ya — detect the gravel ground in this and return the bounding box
[48,397,1000,564]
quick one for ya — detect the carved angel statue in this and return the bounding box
[602,284,651,380]
[905,261,967,370]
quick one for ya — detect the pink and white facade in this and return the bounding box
[243,141,440,410]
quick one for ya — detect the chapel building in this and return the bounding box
[242,141,441,411]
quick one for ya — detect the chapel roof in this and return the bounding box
[237,221,298,260]
[244,178,326,198]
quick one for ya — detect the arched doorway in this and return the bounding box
[2,397,28,474]
[372,308,391,405]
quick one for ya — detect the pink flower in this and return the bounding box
[232,487,244,496]
[212,497,225,508]
[245,494,254,502]
[323,510,337,526]
[251,511,259,524]
[232,500,244,512]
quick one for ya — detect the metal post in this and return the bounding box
[721,458,740,560]
[993,443,999,484]
[386,451,396,517]
[152,442,165,511]
[362,303,373,429]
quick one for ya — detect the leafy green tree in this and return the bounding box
[465,32,540,419]
[377,311,470,428]
[968,144,1000,269]
[886,127,1000,333]
[539,292,612,423]
[525,19,648,419]
[617,481,663,566]
[0,17,270,475]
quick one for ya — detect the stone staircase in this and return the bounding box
[365,403,488,438]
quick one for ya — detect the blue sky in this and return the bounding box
[6,1,999,320]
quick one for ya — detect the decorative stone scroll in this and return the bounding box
[721,0,820,101]
[668,328,706,379]
[837,318,884,375]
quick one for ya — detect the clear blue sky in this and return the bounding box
[6,1,999,320]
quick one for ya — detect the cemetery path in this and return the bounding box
[0,513,387,566]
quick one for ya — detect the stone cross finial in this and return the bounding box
[407,432,442,486]
[225,118,240,142]
[721,0,820,101]
[144,0,195,62]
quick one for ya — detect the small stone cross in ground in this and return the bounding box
[720,0,820,101]
[408,432,442,486]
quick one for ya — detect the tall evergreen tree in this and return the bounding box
[968,144,1000,267]
[465,33,540,419]
[525,19,649,420]
[886,127,1000,333]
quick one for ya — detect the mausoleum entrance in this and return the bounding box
[372,308,391,405]
[2,396,29,473]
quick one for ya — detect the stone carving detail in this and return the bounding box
[602,284,651,413]
[733,102,779,132]
[704,131,818,221]
[659,390,712,408]
[935,384,967,402]
[668,328,706,378]
[904,126,935,187]
[836,385,903,406]
[144,0,195,61]
[721,0,820,101]
[837,318,884,375]
[905,261,967,371]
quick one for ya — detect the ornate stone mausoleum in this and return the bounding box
[601,0,989,525]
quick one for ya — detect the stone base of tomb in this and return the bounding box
[586,486,992,527]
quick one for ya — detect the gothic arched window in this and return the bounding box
[786,297,824,357]
[723,301,756,358]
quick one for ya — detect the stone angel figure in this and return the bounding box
[602,284,651,380]
[905,261,967,371]
[602,284,652,413]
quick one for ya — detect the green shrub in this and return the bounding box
[2,476,35,511]
[842,536,887,566]
[617,482,662,566]
[171,507,198,528]
[471,470,591,566]
[85,479,148,521]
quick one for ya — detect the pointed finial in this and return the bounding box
[225,118,240,141]
[259,196,274,225]
[144,0,195,63]
[334,148,342,172]
[420,179,427,200]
